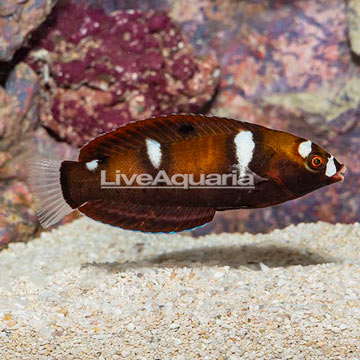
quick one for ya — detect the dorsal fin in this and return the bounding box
[78,114,245,162]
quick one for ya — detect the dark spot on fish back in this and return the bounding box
[178,124,195,137]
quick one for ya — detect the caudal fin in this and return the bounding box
[26,159,74,228]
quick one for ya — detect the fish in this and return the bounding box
[27,114,345,233]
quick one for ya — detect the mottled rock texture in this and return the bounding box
[26,2,220,147]
[348,0,360,55]
[0,63,39,244]
[0,0,56,62]
[0,63,39,179]
[0,64,77,246]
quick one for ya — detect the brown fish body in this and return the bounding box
[28,114,345,233]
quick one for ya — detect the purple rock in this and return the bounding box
[148,12,170,32]
[171,55,197,80]
[25,2,220,147]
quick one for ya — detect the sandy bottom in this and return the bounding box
[0,218,360,359]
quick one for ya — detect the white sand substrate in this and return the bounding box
[0,218,360,359]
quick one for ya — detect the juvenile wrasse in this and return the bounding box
[27,114,345,233]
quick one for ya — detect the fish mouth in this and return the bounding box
[332,164,346,182]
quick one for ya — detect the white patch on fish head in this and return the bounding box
[86,159,99,171]
[325,156,337,177]
[234,131,255,176]
[298,140,312,158]
[146,138,162,169]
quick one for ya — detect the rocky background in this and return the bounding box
[0,0,359,244]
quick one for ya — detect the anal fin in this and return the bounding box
[78,201,215,233]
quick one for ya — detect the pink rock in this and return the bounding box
[25,2,220,147]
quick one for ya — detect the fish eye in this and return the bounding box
[308,154,325,171]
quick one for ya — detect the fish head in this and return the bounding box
[255,130,345,198]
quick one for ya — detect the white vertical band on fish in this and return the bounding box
[146,138,162,169]
[298,140,312,158]
[86,159,99,171]
[325,156,337,177]
[234,131,255,176]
